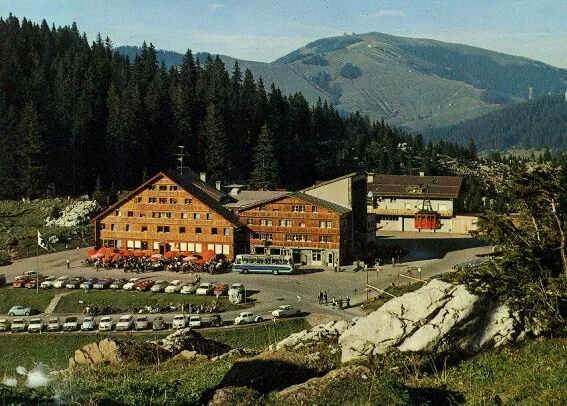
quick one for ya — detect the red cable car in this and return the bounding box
[415,211,440,230]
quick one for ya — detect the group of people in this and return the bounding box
[318,290,350,309]
[82,255,231,274]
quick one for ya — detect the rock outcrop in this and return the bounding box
[339,279,526,363]
[269,319,354,352]
[45,199,100,227]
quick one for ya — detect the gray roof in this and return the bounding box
[224,190,289,211]
[368,174,463,199]
[291,192,351,215]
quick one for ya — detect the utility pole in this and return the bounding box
[177,145,185,175]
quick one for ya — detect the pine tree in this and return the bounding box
[250,125,279,190]
[203,103,227,183]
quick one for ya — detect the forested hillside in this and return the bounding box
[423,95,567,151]
[0,15,475,201]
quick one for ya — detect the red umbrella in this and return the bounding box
[183,255,199,262]
[133,251,145,257]
[87,248,98,257]
[121,249,133,257]
[91,253,105,259]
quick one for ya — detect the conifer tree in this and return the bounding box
[203,103,227,183]
[250,125,279,190]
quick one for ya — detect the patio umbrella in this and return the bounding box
[86,248,98,257]
[133,251,146,257]
[183,255,199,262]
[91,253,105,259]
[164,251,179,259]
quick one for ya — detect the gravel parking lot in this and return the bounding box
[1,231,492,324]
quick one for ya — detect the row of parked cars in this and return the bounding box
[0,314,169,333]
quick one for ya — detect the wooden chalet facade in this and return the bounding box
[234,193,353,266]
[91,171,246,259]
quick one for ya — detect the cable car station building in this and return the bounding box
[366,173,463,233]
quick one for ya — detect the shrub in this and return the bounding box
[339,63,362,79]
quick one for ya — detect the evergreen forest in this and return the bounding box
[0,15,476,201]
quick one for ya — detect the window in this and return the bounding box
[111,224,117,231]
[312,206,318,213]
[127,211,134,217]
[299,222,306,227]
[170,198,177,204]
[157,226,170,233]
[279,219,292,227]
[284,234,292,241]
[159,198,167,204]
[259,233,272,241]
[193,213,200,220]
[148,197,157,203]
[206,213,213,220]
[100,223,106,230]
[126,224,132,231]
[211,227,218,235]
[159,185,167,191]
[195,227,202,234]
[292,234,310,242]
[136,197,142,203]
[312,251,322,262]
[247,218,254,225]
[115,210,121,216]
[224,228,230,235]
[195,243,202,253]
[319,235,332,243]
[260,219,273,226]
[141,226,147,232]
[292,205,305,212]
[181,213,188,219]
[184,198,192,204]
[319,221,332,228]
[148,185,156,190]
[259,205,266,211]
[170,185,178,191]
[179,227,186,233]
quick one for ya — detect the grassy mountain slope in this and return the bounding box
[117,32,567,133]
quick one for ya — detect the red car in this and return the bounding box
[12,276,31,288]
[214,283,228,296]
[135,279,155,291]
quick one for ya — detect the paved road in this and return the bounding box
[1,231,492,324]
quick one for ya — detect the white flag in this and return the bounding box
[37,230,48,250]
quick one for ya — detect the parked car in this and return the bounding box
[0,318,10,331]
[27,317,43,333]
[80,278,98,290]
[213,283,229,296]
[196,282,215,295]
[135,279,154,291]
[8,305,32,316]
[24,271,42,278]
[52,276,69,288]
[98,316,113,332]
[234,311,263,325]
[172,314,187,329]
[63,316,79,331]
[208,314,223,327]
[10,318,27,333]
[150,280,167,292]
[12,276,31,288]
[152,316,166,331]
[271,304,301,318]
[40,276,57,288]
[81,316,97,331]
[134,316,150,330]
[228,283,246,303]
[164,280,184,293]
[122,278,140,291]
[180,283,198,294]
[93,278,113,289]
[25,276,45,289]
[65,277,84,289]
[188,315,202,328]
[46,316,60,332]
[110,278,128,289]
[115,314,134,331]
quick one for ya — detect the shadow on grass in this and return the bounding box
[200,358,320,403]
[407,386,465,405]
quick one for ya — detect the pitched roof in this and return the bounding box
[165,169,229,203]
[223,190,290,211]
[291,192,352,215]
[91,171,244,228]
[301,171,365,192]
[368,174,463,199]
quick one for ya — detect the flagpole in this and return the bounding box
[36,233,39,294]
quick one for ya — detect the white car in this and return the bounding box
[98,316,113,331]
[164,280,184,293]
[234,312,263,325]
[180,283,198,294]
[63,316,80,331]
[81,316,97,331]
[115,315,134,331]
[27,317,43,333]
[172,314,187,329]
[150,280,167,292]
[52,276,69,288]
[196,282,214,295]
[40,276,57,288]
[10,318,26,333]
[271,305,300,318]
[188,315,202,328]
[46,316,60,331]
[134,316,149,330]
[122,278,140,291]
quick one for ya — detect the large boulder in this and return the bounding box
[339,279,526,363]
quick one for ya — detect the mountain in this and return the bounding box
[423,94,567,151]
[117,32,567,133]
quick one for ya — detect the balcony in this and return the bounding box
[371,208,452,217]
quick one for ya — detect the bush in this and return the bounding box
[339,63,362,79]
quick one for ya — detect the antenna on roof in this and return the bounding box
[177,145,185,175]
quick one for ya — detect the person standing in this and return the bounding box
[66,259,70,269]
[324,292,328,306]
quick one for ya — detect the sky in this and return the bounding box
[2,0,566,68]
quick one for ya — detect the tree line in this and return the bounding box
[0,15,476,200]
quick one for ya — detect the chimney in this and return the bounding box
[199,172,206,182]
[419,171,425,177]
[229,187,241,196]
[215,181,221,190]
[366,172,375,183]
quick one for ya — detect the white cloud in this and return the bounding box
[210,3,225,10]
[373,9,405,18]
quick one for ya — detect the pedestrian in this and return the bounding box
[318,291,323,304]
[346,296,350,308]
[332,296,336,308]
[66,259,70,269]
[392,257,395,266]
[324,291,328,305]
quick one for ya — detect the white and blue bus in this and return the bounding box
[232,254,296,275]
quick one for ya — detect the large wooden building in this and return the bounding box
[91,170,246,259]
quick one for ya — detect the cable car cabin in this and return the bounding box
[414,211,440,231]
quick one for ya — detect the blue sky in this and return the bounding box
[2,0,566,68]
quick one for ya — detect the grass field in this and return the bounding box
[0,286,55,314]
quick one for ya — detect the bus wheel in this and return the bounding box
[243,269,248,274]
[273,270,279,275]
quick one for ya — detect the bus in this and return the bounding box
[232,254,296,275]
